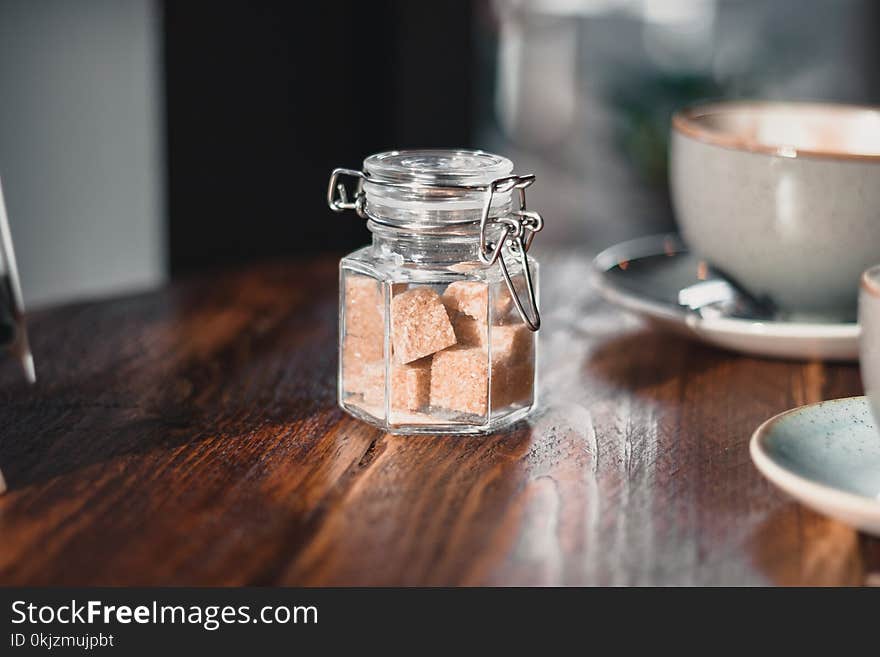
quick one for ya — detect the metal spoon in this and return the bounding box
[678,266,777,321]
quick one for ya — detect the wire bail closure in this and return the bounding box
[327,168,367,217]
[327,168,543,331]
[475,174,542,330]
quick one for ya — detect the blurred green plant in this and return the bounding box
[606,70,724,187]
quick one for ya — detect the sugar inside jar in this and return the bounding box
[328,149,543,434]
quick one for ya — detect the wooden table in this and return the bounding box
[0,253,877,586]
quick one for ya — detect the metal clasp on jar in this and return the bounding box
[327,168,367,217]
[477,175,543,331]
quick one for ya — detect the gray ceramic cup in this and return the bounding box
[671,101,880,320]
[860,266,880,427]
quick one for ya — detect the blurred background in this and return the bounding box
[0,0,877,307]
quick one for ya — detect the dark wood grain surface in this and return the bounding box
[0,253,877,586]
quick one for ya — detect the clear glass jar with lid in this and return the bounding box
[327,149,543,434]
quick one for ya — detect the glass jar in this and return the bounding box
[328,149,543,434]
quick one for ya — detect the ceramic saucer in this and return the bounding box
[592,234,859,361]
[750,396,880,536]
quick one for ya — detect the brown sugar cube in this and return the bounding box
[344,274,384,340]
[391,356,431,412]
[489,324,535,409]
[452,314,487,348]
[390,286,457,364]
[491,274,532,325]
[510,362,535,405]
[342,352,384,407]
[343,332,384,363]
[492,285,514,321]
[442,281,488,320]
[441,279,524,326]
[442,281,491,347]
[491,359,535,409]
[342,322,384,407]
[491,323,534,364]
[342,336,383,373]
[430,347,488,416]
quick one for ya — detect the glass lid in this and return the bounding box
[363,149,514,187]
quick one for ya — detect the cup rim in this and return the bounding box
[862,265,880,299]
[672,100,880,163]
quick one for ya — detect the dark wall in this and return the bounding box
[164,1,477,275]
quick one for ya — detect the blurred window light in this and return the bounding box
[640,0,715,25]
[494,7,579,145]
[495,0,639,18]
[641,0,717,71]
[494,0,716,22]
